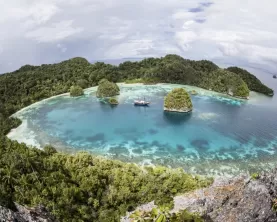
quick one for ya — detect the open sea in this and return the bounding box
[8,72,277,176]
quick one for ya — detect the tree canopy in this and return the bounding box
[226,66,274,96]
[96,79,120,98]
[0,137,213,221]
[70,85,84,97]
[198,69,250,98]
[0,54,272,119]
[164,88,193,112]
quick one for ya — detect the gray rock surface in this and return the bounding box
[122,168,277,222]
[163,107,192,113]
[0,204,55,222]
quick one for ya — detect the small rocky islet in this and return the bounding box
[96,78,120,98]
[164,88,193,113]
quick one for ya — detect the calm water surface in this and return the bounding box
[9,76,277,176]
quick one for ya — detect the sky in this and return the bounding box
[0,0,277,74]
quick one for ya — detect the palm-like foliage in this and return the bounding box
[1,163,18,190]
[0,139,213,221]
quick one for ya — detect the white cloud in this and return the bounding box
[0,0,277,73]
[25,20,83,42]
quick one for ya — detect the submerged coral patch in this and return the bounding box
[148,128,158,135]
[177,144,185,152]
[86,133,105,143]
[190,139,210,150]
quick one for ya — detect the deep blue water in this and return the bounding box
[10,80,277,176]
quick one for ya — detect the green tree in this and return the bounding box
[227,66,274,96]
[164,88,193,112]
[70,85,84,97]
[96,79,120,98]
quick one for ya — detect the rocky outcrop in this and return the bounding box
[164,88,193,113]
[172,174,277,222]
[96,79,120,98]
[0,204,56,222]
[122,168,277,222]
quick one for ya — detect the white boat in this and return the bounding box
[134,99,150,106]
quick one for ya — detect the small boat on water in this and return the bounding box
[134,99,150,106]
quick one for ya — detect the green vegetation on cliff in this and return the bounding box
[226,67,274,96]
[199,69,250,98]
[0,54,272,120]
[96,79,120,98]
[164,88,193,112]
[0,137,212,221]
[70,85,84,97]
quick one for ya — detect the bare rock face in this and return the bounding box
[122,168,277,222]
[173,174,277,222]
[0,204,56,222]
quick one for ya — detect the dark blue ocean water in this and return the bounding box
[10,78,277,176]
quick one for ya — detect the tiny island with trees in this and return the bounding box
[109,97,119,105]
[96,79,120,98]
[69,85,84,97]
[96,78,120,105]
[0,54,274,221]
[164,88,193,113]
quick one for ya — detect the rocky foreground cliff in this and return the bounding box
[122,167,277,222]
[0,204,55,222]
[1,168,277,222]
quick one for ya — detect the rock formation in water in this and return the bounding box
[122,167,277,222]
[109,97,119,105]
[164,88,193,113]
[96,79,120,98]
[69,85,84,97]
[0,203,56,222]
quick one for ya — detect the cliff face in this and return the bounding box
[122,168,277,222]
[173,172,277,222]
[3,168,277,222]
[0,204,55,222]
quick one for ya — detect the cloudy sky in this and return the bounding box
[0,0,277,73]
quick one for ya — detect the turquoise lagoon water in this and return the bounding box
[8,83,277,176]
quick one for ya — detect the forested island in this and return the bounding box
[0,54,275,221]
[164,88,193,113]
[96,78,120,98]
[70,85,84,97]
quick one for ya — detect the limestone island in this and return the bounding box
[70,85,84,97]
[96,79,120,98]
[109,97,119,105]
[164,88,193,113]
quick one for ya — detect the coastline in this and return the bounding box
[164,108,192,113]
[6,83,275,178]
[8,82,247,119]
[6,82,264,152]
[10,92,70,118]
[10,82,253,120]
